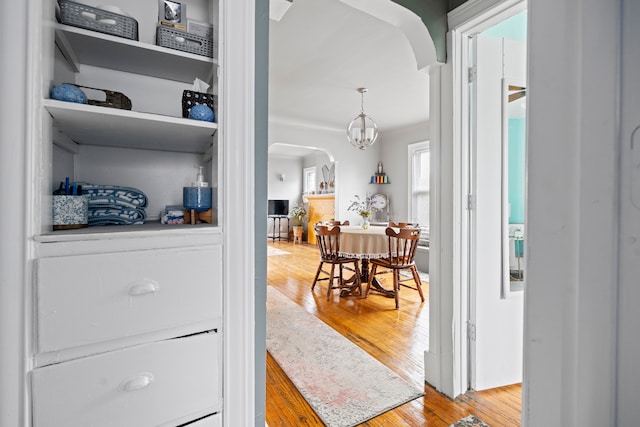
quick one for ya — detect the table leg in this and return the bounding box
[339,259,395,298]
[363,259,396,298]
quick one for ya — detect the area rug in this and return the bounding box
[449,414,491,427]
[399,269,429,283]
[266,286,424,427]
[267,246,291,256]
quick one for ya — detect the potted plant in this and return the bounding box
[289,202,307,243]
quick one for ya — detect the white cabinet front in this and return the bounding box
[31,331,221,427]
[36,245,222,354]
[185,413,222,427]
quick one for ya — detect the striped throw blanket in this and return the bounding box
[81,183,148,226]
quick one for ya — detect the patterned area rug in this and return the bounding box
[266,287,424,427]
[399,269,429,283]
[267,246,291,256]
[449,414,491,427]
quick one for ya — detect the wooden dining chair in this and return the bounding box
[311,224,362,299]
[366,227,424,309]
[328,220,350,226]
[389,221,419,228]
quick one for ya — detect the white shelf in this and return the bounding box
[36,223,223,255]
[55,24,217,83]
[37,222,221,242]
[45,99,217,153]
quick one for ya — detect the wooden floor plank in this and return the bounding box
[265,240,521,426]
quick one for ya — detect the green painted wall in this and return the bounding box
[508,118,526,224]
[389,0,475,63]
[483,11,527,41]
[391,0,449,63]
[448,0,469,10]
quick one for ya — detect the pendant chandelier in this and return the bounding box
[347,87,379,151]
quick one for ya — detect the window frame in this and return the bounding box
[303,166,316,195]
[408,141,430,247]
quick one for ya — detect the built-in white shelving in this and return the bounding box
[45,99,216,153]
[55,24,216,83]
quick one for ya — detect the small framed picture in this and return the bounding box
[158,0,187,26]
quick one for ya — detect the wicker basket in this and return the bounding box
[76,84,132,110]
[156,26,215,58]
[182,91,216,119]
[57,0,139,41]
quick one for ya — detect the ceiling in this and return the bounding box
[268,0,434,155]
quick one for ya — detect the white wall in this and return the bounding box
[266,155,303,238]
[270,118,429,226]
[270,122,380,224]
[77,145,205,221]
[618,1,640,424]
[267,155,303,201]
[524,0,622,425]
[380,122,430,222]
[0,1,28,424]
[381,123,430,273]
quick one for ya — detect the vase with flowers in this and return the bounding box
[347,194,381,229]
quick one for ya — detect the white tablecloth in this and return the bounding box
[338,225,395,259]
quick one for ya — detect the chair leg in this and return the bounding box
[311,261,324,290]
[393,269,400,309]
[410,266,425,302]
[327,264,336,300]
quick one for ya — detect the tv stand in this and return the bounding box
[267,215,289,242]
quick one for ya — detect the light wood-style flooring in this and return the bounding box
[265,240,521,426]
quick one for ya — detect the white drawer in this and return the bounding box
[185,413,222,427]
[36,246,222,354]
[32,332,221,427]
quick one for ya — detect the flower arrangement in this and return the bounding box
[347,194,382,218]
[289,202,307,225]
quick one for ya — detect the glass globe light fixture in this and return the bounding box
[347,87,379,151]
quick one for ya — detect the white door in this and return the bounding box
[468,33,525,391]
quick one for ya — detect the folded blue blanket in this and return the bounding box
[81,184,148,209]
[88,207,147,226]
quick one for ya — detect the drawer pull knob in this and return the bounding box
[128,280,159,296]
[120,373,154,392]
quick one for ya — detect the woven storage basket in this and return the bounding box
[156,26,214,58]
[76,84,132,110]
[58,0,138,41]
[182,91,217,119]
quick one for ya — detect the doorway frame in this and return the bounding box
[447,0,527,397]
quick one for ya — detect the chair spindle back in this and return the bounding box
[315,224,342,260]
[385,227,420,266]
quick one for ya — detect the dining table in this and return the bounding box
[337,225,396,297]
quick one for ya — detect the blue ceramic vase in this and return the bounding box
[188,104,215,122]
[50,84,88,104]
[183,187,213,212]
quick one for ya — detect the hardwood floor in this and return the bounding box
[265,240,521,426]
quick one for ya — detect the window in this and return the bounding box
[409,141,430,246]
[303,166,316,194]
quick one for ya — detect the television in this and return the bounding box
[268,199,289,216]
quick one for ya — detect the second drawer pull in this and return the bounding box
[120,373,154,392]
[127,280,159,296]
